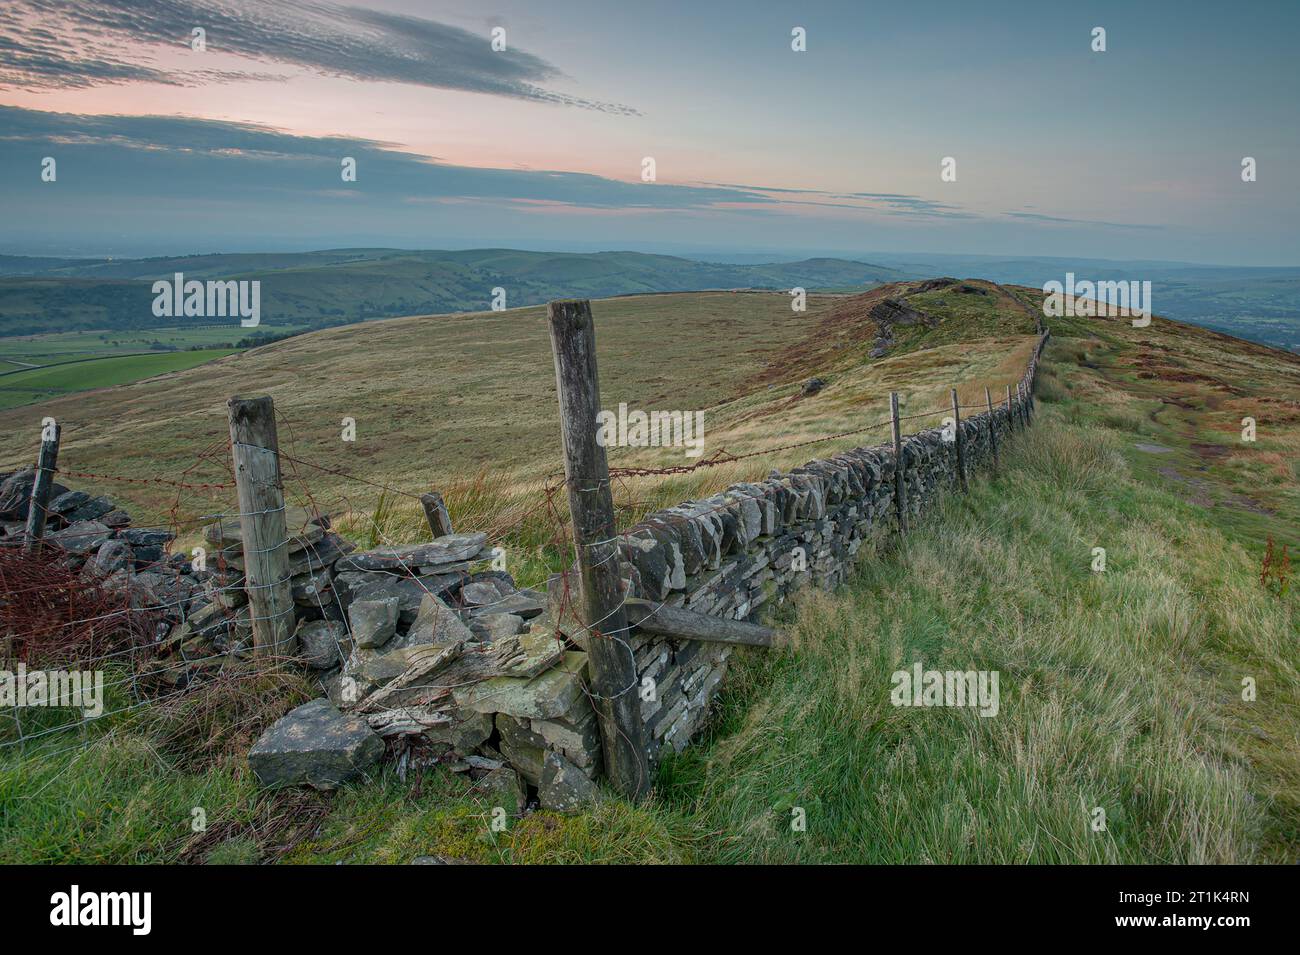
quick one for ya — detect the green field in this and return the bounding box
[0,324,308,365]
[0,348,238,410]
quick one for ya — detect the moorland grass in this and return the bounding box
[3,295,1296,864]
[7,404,1291,863]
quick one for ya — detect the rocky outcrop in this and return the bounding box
[867,294,942,358]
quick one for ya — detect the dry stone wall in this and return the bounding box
[603,333,1048,764]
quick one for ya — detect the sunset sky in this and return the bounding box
[1,0,1297,263]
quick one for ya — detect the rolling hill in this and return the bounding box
[0,281,1038,538]
[0,249,908,337]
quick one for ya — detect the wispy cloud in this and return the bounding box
[842,192,974,218]
[695,183,977,220]
[1,0,638,113]
[1003,211,1163,231]
[0,106,755,209]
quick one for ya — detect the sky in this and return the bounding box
[1,0,1297,264]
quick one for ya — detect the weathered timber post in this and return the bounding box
[1018,382,1029,428]
[546,299,650,801]
[1006,384,1015,432]
[950,388,967,492]
[420,491,453,538]
[23,420,61,554]
[890,391,908,533]
[985,386,998,471]
[227,396,295,659]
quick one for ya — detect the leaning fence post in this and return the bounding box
[950,387,967,492]
[1005,384,1014,432]
[985,386,998,471]
[546,299,650,801]
[227,396,295,659]
[890,391,908,534]
[23,420,61,554]
[420,491,453,537]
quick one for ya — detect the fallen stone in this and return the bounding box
[460,580,505,607]
[291,567,335,607]
[469,612,526,642]
[90,538,131,576]
[477,766,527,815]
[539,751,600,812]
[46,520,112,555]
[248,698,383,790]
[335,571,461,625]
[349,596,399,649]
[496,714,547,784]
[404,592,476,647]
[297,618,349,670]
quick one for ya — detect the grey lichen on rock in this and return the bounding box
[248,698,383,791]
[539,751,601,812]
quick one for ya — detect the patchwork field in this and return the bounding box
[0,348,239,411]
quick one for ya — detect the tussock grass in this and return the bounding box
[649,412,1286,863]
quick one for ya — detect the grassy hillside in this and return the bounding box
[859,253,1300,354]
[0,249,907,337]
[0,285,1039,566]
[2,281,1295,864]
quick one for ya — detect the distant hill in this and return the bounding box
[0,249,909,336]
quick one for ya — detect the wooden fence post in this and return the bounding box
[1006,384,1015,431]
[420,491,453,537]
[890,391,908,534]
[985,386,998,470]
[546,299,650,801]
[23,420,61,554]
[227,396,295,659]
[1018,382,1029,427]
[950,388,967,492]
